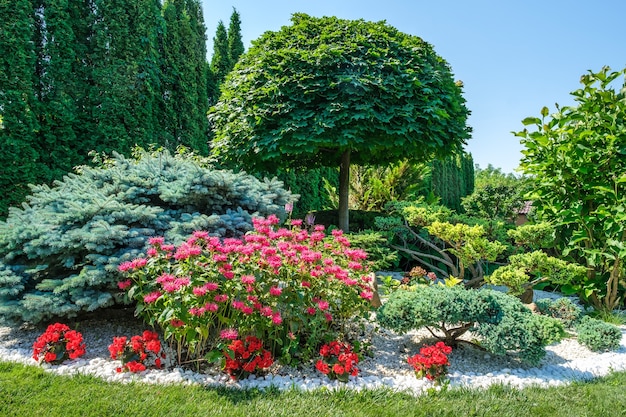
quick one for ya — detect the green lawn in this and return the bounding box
[1,361,625,417]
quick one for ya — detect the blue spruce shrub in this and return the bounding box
[0,149,296,324]
[575,316,622,352]
[534,297,582,328]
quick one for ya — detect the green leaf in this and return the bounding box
[522,117,541,126]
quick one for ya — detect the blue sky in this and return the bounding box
[201,0,626,174]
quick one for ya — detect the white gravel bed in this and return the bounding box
[1,300,625,397]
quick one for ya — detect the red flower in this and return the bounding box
[408,342,452,384]
[32,323,86,365]
[316,341,359,382]
[109,331,165,373]
[315,360,330,374]
[222,336,274,380]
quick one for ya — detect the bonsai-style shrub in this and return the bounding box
[376,203,507,286]
[575,316,622,352]
[0,149,296,324]
[377,286,563,365]
[485,250,587,302]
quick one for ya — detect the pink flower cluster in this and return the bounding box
[117,215,374,367]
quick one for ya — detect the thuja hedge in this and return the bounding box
[377,286,564,365]
[0,150,295,324]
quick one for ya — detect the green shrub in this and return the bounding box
[377,286,562,365]
[344,231,399,271]
[527,314,566,345]
[575,316,622,352]
[0,150,296,324]
[119,216,375,366]
[535,298,582,328]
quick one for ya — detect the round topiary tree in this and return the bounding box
[0,149,296,324]
[209,13,470,232]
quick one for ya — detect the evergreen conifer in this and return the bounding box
[0,0,41,217]
[0,150,295,324]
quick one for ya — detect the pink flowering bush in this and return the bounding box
[118,215,374,366]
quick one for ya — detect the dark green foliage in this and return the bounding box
[33,0,86,183]
[344,231,399,271]
[429,152,475,212]
[90,0,165,154]
[575,316,622,352]
[227,8,244,66]
[161,0,209,153]
[314,210,386,232]
[209,21,230,91]
[211,13,470,169]
[377,286,562,364]
[272,167,338,217]
[210,13,470,231]
[535,297,582,328]
[0,0,41,217]
[207,8,245,105]
[462,184,525,221]
[1,0,213,218]
[0,150,295,324]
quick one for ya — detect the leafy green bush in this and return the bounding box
[377,286,562,365]
[119,216,375,366]
[0,150,295,324]
[535,298,582,328]
[345,231,398,271]
[575,316,622,352]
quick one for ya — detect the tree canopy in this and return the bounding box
[210,14,470,230]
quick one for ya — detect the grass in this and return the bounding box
[1,362,626,417]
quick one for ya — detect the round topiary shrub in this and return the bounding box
[575,316,622,352]
[377,285,564,365]
[0,149,296,324]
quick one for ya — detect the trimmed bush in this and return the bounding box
[0,150,296,324]
[377,286,563,365]
[535,297,582,328]
[575,316,622,352]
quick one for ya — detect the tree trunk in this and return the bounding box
[338,149,351,232]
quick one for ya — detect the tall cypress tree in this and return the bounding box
[227,8,244,66]
[161,0,208,153]
[34,0,88,183]
[429,152,474,212]
[90,0,164,153]
[0,0,41,216]
[208,20,230,104]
